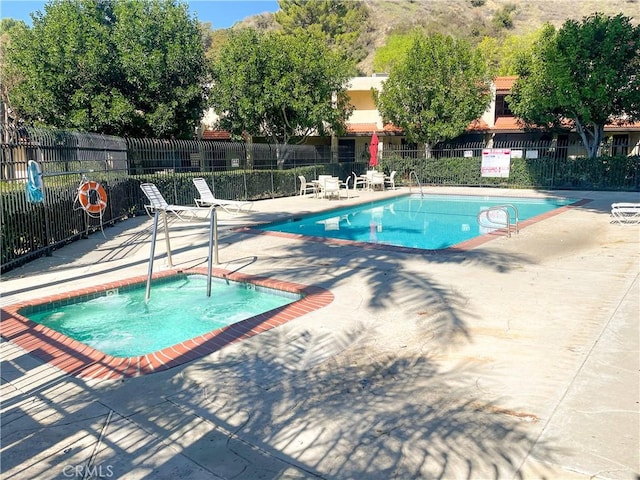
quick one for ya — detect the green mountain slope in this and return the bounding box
[236,0,639,74]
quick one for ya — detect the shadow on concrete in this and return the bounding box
[0,328,560,479]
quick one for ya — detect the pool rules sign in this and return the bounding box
[481,149,511,177]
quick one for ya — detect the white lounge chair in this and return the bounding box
[193,177,253,215]
[140,183,207,221]
[611,202,640,224]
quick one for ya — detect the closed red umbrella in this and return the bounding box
[369,133,379,168]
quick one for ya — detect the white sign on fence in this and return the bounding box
[481,149,511,178]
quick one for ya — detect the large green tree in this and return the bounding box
[375,32,491,155]
[209,28,354,167]
[6,0,207,138]
[509,13,640,158]
[275,0,372,66]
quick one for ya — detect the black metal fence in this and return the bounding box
[380,140,640,191]
[383,137,637,161]
[2,129,133,271]
[0,128,357,271]
[125,138,336,173]
[2,127,639,272]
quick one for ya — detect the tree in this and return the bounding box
[374,32,491,156]
[111,0,207,138]
[6,0,207,139]
[477,28,543,76]
[275,0,372,66]
[209,28,354,168]
[0,18,28,141]
[372,30,416,73]
[509,13,640,158]
[492,3,517,31]
[200,24,229,66]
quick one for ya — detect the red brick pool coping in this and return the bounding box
[241,197,592,254]
[0,267,333,380]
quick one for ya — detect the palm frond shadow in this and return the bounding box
[175,324,560,479]
[235,237,529,353]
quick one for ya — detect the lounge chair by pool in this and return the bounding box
[193,177,253,215]
[611,202,640,224]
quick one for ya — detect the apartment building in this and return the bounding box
[200,75,640,160]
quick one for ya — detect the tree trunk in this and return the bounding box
[275,143,283,170]
[575,119,604,159]
[424,142,433,159]
[276,143,292,170]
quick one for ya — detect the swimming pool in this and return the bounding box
[1,268,333,379]
[257,194,581,251]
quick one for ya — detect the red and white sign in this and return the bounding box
[481,149,511,178]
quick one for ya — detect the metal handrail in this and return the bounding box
[501,204,519,234]
[145,207,219,302]
[477,204,519,237]
[409,171,424,196]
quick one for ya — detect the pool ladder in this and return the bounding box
[477,204,519,238]
[409,171,424,196]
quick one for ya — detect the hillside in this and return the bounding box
[236,0,639,74]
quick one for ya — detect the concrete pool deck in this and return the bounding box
[1,186,638,479]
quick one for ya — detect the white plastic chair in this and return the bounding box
[339,176,351,198]
[322,177,341,200]
[369,172,385,191]
[316,175,332,198]
[384,171,397,190]
[352,171,367,190]
[298,175,316,196]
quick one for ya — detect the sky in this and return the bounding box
[0,0,280,29]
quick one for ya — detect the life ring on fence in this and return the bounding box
[78,180,107,215]
[26,160,44,203]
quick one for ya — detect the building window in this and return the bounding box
[495,94,512,118]
[612,135,628,156]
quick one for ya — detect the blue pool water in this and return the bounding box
[258,194,577,250]
[26,275,299,357]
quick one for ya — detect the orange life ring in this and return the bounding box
[78,181,107,215]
